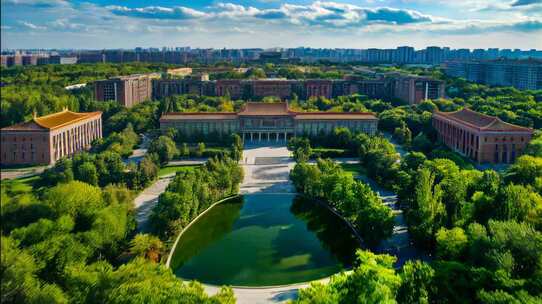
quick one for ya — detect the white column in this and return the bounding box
[259,132,262,141]
[276,132,279,142]
[78,126,82,150]
[425,82,429,100]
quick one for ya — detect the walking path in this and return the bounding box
[133,175,174,232]
[0,165,49,180]
[124,133,150,165]
[239,143,295,194]
[134,141,423,303]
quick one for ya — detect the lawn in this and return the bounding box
[340,163,366,177]
[1,175,40,195]
[158,164,199,177]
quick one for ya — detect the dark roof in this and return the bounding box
[434,108,533,132]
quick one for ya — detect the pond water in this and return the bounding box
[169,193,360,286]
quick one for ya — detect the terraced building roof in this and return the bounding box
[1,109,102,131]
[434,108,533,132]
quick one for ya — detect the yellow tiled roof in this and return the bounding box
[34,109,102,130]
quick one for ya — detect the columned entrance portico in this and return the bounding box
[242,131,294,143]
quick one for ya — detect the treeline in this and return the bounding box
[207,65,345,80]
[150,157,244,239]
[296,219,542,303]
[292,128,542,303]
[0,63,167,128]
[444,76,542,128]
[1,62,170,86]
[1,179,235,303]
[159,94,238,114]
[290,159,394,246]
[147,133,243,165]
[40,124,158,191]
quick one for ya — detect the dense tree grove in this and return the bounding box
[293,128,542,303]
[150,157,244,239]
[290,159,394,246]
[40,148,158,191]
[1,63,168,128]
[2,62,542,303]
[293,250,402,304]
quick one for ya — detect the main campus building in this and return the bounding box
[160,102,378,142]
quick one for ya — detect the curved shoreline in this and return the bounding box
[166,192,357,289]
[165,194,240,267]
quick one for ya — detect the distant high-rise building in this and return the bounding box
[444,59,542,90]
[426,46,444,65]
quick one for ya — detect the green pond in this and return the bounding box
[169,193,360,286]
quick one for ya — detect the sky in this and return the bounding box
[1,0,541,50]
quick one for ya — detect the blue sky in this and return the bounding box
[1,0,541,49]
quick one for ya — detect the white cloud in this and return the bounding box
[1,0,67,7]
[2,0,541,49]
[18,20,46,30]
[107,5,208,20]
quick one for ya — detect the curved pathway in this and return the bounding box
[134,175,174,232]
[136,142,423,303]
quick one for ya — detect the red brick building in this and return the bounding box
[94,74,159,107]
[252,80,294,99]
[394,75,445,105]
[215,80,243,99]
[305,80,333,99]
[433,108,533,163]
[1,109,102,166]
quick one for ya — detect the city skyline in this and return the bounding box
[2,0,542,49]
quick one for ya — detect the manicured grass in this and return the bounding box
[340,163,366,177]
[158,165,198,177]
[1,175,40,195]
